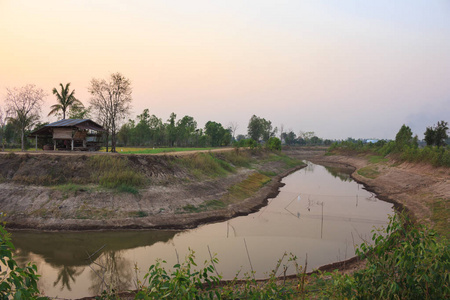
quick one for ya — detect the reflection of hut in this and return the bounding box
[29,119,105,151]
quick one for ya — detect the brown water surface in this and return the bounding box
[11,161,394,299]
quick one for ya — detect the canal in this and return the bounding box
[11,161,394,298]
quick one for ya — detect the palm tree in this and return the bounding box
[48,83,84,119]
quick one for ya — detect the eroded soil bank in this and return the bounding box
[284,147,450,237]
[0,150,305,230]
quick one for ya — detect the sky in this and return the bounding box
[1,0,449,140]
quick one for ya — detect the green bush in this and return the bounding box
[331,214,450,299]
[135,250,221,299]
[265,137,281,151]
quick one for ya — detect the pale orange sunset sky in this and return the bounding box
[1,0,449,139]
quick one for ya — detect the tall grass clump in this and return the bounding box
[221,149,253,167]
[177,153,234,178]
[88,155,146,189]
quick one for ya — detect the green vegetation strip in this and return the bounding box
[429,198,450,240]
[357,166,380,179]
[225,172,271,203]
[101,147,217,154]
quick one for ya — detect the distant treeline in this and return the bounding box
[329,122,450,167]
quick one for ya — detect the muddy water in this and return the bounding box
[11,162,394,299]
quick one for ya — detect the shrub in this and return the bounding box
[331,214,450,299]
[265,137,281,151]
[135,250,221,299]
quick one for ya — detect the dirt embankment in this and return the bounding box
[285,148,450,231]
[0,151,305,230]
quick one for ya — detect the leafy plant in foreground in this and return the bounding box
[134,249,221,299]
[331,214,449,299]
[0,225,45,299]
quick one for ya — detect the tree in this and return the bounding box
[68,104,90,119]
[424,126,435,146]
[89,73,132,152]
[298,131,315,144]
[395,124,415,151]
[48,83,84,119]
[424,121,449,147]
[177,115,197,146]
[0,106,9,151]
[205,121,230,147]
[135,109,152,145]
[5,84,45,151]
[281,130,296,145]
[166,112,177,147]
[228,122,239,141]
[247,115,275,142]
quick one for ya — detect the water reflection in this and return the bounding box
[53,265,82,291]
[10,161,394,299]
[12,230,178,267]
[324,166,353,182]
[88,251,133,296]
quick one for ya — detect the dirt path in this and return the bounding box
[2,147,237,156]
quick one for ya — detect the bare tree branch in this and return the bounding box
[5,84,45,151]
[89,73,132,152]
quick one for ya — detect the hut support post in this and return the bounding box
[35,136,38,151]
[71,139,74,151]
[53,140,56,151]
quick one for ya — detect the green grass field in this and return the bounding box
[100,147,218,154]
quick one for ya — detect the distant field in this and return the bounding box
[2,148,43,152]
[99,147,217,154]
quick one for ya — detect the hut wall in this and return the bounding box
[53,128,72,139]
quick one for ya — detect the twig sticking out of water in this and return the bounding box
[207,245,221,278]
[85,244,108,292]
[243,238,255,280]
[175,248,180,265]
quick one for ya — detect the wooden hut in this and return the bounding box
[29,119,105,151]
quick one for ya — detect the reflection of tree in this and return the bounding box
[324,166,352,182]
[304,162,315,173]
[53,265,83,291]
[89,250,133,296]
